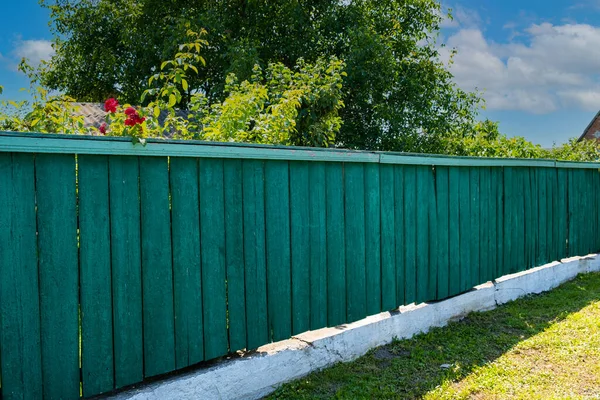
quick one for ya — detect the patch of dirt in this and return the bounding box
[374,347,396,361]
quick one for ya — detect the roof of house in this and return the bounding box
[72,102,189,130]
[577,110,600,142]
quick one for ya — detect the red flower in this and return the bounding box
[99,122,108,134]
[124,106,137,117]
[124,107,146,126]
[104,98,119,113]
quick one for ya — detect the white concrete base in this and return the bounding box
[110,254,600,400]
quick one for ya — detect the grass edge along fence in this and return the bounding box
[0,131,599,399]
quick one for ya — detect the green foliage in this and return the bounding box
[0,60,85,134]
[39,0,482,152]
[545,138,600,162]
[199,58,345,146]
[441,120,547,159]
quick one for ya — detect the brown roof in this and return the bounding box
[72,103,189,131]
[577,110,600,142]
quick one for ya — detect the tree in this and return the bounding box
[39,0,481,151]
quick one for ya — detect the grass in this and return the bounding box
[268,273,600,400]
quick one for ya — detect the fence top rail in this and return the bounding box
[1,131,599,169]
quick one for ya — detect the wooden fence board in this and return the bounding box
[199,158,228,359]
[265,161,292,342]
[170,157,204,367]
[79,155,114,396]
[109,156,144,388]
[291,162,311,333]
[380,165,397,311]
[345,163,367,322]
[35,154,79,399]
[325,163,346,326]
[365,164,382,315]
[0,153,43,399]
[242,160,269,350]
[309,163,328,329]
[139,157,176,377]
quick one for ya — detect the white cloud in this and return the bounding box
[12,39,54,66]
[441,22,600,113]
[440,4,482,29]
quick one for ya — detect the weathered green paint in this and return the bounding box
[364,164,382,315]
[459,167,471,292]
[223,159,247,352]
[290,162,311,333]
[199,158,228,359]
[325,163,346,326]
[1,133,599,400]
[309,162,328,329]
[35,154,79,400]
[0,153,43,400]
[393,165,405,307]
[448,167,461,297]
[170,157,204,368]
[380,165,396,311]
[436,167,450,300]
[416,167,431,303]
[265,161,292,342]
[403,166,416,304]
[469,168,480,288]
[109,156,144,388]
[242,160,269,350]
[78,155,114,396]
[345,163,367,323]
[139,157,176,377]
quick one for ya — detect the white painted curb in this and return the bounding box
[109,254,600,400]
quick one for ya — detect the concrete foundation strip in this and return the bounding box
[109,254,600,400]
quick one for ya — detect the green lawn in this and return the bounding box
[268,273,600,400]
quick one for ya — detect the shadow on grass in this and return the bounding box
[267,273,600,399]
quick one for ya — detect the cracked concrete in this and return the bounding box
[109,254,600,400]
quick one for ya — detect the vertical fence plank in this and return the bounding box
[265,161,292,342]
[345,163,366,322]
[524,168,534,268]
[556,169,567,260]
[448,167,461,296]
[364,164,382,315]
[393,166,405,307]
[140,157,176,377]
[109,155,143,388]
[488,168,498,282]
[427,167,438,301]
[309,162,328,329]
[533,169,541,267]
[458,167,471,291]
[539,168,548,265]
[224,159,247,352]
[436,167,450,299]
[380,165,396,311]
[478,168,490,284]
[170,157,204,367]
[243,160,268,350]
[403,166,416,304]
[79,155,114,396]
[469,168,480,287]
[325,163,346,326]
[0,153,43,399]
[199,158,228,358]
[291,162,311,333]
[35,153,79,399]
[416,166,431,303]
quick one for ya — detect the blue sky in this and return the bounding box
[2,1,600,146]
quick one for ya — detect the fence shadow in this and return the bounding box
[268,272,600,399]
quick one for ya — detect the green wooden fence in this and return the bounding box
[1,132,599,399]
